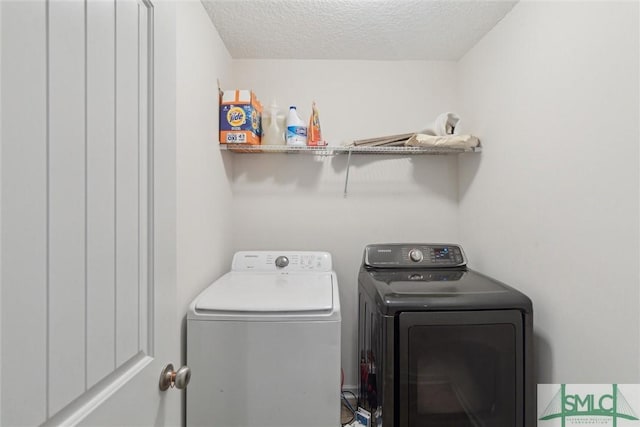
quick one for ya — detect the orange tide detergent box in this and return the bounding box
[219,89,262,145]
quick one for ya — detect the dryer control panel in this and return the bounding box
[232,251,333,272]
[364,243,467,269]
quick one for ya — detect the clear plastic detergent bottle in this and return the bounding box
[285,105,307,146]
[262,101,285,145]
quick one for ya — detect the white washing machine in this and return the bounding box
[186,251,342,427]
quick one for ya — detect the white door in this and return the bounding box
[1,0,180,425]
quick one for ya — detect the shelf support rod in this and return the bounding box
[343,148,352,198]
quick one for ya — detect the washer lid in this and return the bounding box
[195,271,334,313]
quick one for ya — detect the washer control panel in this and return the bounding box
[364,244,467,268]
[232,251,332,272]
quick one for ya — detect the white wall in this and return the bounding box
[176,0,233,361]
[457,1,639,383]
[230,60,460,386]
[186,0,639,392]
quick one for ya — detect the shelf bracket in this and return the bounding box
[343,148,352,198]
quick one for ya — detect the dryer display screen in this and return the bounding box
[433,247,451,259]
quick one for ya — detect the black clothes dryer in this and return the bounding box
[357,243,534,427]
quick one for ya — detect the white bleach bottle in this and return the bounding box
[286,105,307,146]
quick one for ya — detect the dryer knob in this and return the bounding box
[275,256,289,268]
[409,249,423,262]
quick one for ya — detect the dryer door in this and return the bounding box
[398,310,524,427]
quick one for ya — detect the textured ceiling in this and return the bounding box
[201,0,518,60]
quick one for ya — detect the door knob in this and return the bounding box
[159,363,191,391]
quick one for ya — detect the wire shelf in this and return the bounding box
[219,144,481,155]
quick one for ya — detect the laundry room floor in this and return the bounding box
[341,396,357,425]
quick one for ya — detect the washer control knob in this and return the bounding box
[409,249,423,263]
[275,256,289,268]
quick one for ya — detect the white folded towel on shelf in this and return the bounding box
[421,112,460,136]
[405,133,480,149]
[343,112,478,148]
